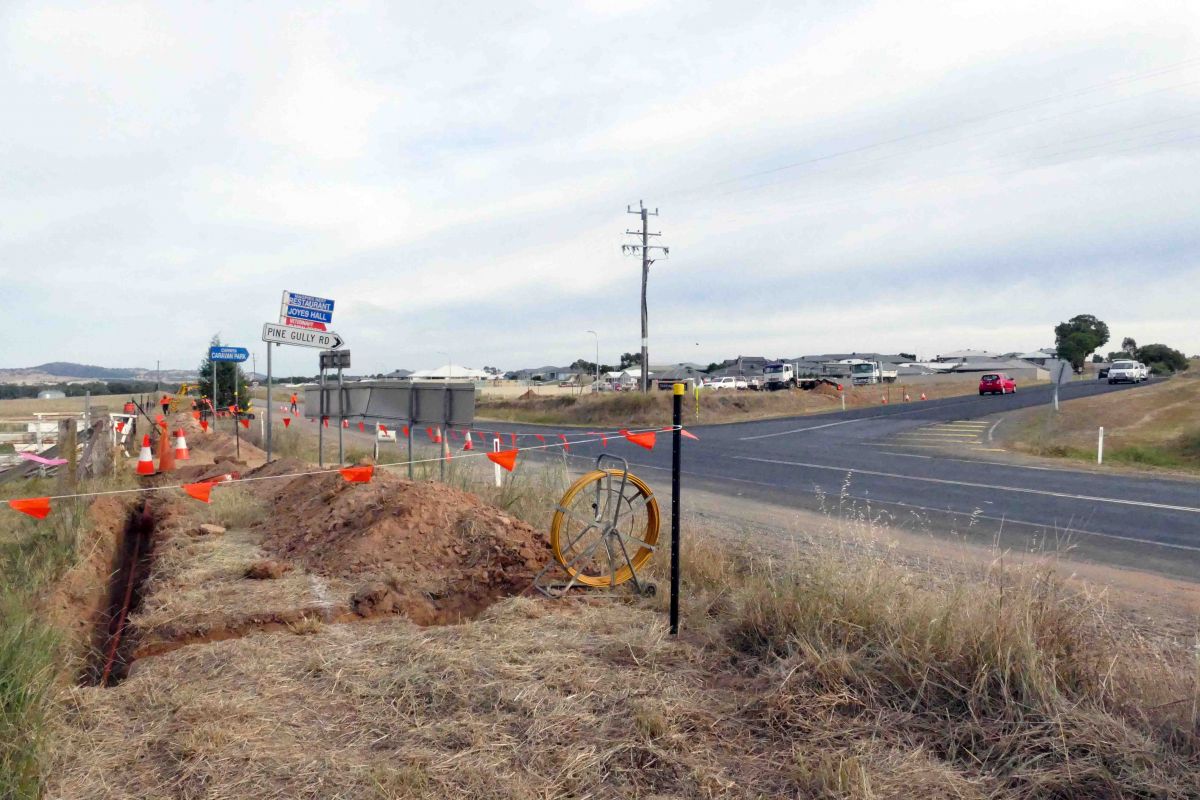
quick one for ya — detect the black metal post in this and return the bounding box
[670,382,683,635]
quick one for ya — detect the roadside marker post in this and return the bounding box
[1098,427,1104,464]
[670,382,684,636]
[493,437,502,487]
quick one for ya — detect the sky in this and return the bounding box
[2,0,1198,376]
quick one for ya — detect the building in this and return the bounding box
[507,366,580,382]
[37,389,66,400]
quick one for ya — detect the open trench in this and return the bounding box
[81,501,157,687]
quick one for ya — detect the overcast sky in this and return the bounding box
[3,0,1198,375]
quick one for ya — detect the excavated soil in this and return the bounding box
[247,464,553,625]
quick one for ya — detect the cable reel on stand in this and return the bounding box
[534,454,661,597]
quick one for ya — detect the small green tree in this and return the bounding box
[1054,314,1110,371]
[1120,336,1138,356]
[1135,344,1189,375]
[197,335,249,410]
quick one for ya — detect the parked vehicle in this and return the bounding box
[763,362,797,390]
[1098,367,1110,379]
[1138,362,1151,381]
[817,359,897,385]
[1107,360,1142,384]
[979,373,1016,395]
[705,376,740,390]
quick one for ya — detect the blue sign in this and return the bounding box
[210,346,250,363]
[281,291,334,320]
[285,305,333,324]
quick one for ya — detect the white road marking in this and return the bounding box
[838,494,1200,553]
[735,456,1200,514]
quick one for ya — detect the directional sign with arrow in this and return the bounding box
[262,322,344,349]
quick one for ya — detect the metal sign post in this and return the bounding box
[337,362,344,464]
[317,363,325,467]
[318,349,351,466]
[670,383,684,635]
[266,344,273,462]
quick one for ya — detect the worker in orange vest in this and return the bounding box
[159,394,171,417]
[289,392,299,414]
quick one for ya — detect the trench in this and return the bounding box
[81,501,157,687]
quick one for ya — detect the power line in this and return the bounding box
[666,59,1200,198]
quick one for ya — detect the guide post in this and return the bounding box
[670,383,684,635]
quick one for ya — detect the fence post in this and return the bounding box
[670,383,683,635]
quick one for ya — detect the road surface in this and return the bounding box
[481,378,1200,579]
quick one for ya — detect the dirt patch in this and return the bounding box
[250,466,552,624]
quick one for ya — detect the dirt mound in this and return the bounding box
[253,468,553,624]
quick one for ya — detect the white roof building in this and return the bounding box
[409,364,492,380]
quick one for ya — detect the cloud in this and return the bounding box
[2,0,1198,373]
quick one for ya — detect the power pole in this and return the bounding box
[622,201,668,392]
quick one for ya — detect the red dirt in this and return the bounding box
[245,465,553,624]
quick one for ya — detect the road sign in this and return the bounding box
[281,291,334,330]
[262,322,343,349]
[320,349,351,370]
[209,346,249,362]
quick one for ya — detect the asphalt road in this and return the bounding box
[479,378,1200,580]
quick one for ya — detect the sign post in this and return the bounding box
[261,293,341,463]
[318,349,351,465]
[209,346,249,446]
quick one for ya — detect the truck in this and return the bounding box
[817,359,897,385]
[762,362,797,390]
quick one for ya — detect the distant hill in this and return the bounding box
[0,362,198,385]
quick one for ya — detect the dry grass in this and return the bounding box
[44,487,1200,799]
[0,393,132,417]
[1000,366,1200,472]
[478,378,995,428]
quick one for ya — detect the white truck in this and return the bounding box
[818,359,897,385]
[763,362,797,390]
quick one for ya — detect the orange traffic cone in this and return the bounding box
[920,392,927,401]
[463,431,474,451]
[157,429,176,472]
[881,395,888,405]
[136,435,155,475]
[903,393,911,402]
[174,429,190,460]
[342,419,349,429]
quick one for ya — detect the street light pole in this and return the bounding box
[586,330,599,389]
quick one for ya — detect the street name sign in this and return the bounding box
[281,291,335,331]
[262,322,343,350]
[209,346,250,362]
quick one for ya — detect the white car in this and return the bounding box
[1107,360,1142,384]
[1138,362,1151,381]
[705,376,743,390]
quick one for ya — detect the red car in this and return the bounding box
[978,373,1016,395]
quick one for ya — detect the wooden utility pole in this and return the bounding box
[623,201,668,392]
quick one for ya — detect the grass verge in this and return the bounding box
[0,473,133,799]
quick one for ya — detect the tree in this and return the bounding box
[704,362,722,374]
[619,352,643,369]
[1091,354,1103,363]
[1134,344,1189,375]
[1120,336,1138,356]
[899,353,916,361]
[197,335,249,410]
[1054,314,1110,371]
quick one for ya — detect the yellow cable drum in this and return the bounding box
[548,468,660,587]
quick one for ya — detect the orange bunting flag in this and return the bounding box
[487,449,518,472]
[622,429,657,450]
[559,433,570,452]
[426,426,434,441]
[342,419,349,429]
[322,417,329,428]
[191,411,201,420]
[200,419,209,432]
[155,414,164,424]
[183,483,212,503]
[358,422,365,432]
[340,465,374,483]
[535,434,545,443]
[510,433,517,448]
[240,418,250,429]
[380,424,388,434]
[601,434,607,447]
[115,421,124,433]
[282,417,291,428]
[681,429,699,441]
[9,497,51,519]
[402,426,409,437]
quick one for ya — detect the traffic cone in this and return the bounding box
[464,431,474,451]
[920,392,927,401]
[342,419,349,429]
[174,429,190,461]
[136,435,155,475]
[157,429,176,472]
[881,395,888,405]
[903,393,911,403]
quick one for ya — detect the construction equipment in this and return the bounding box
[534,454,660,597]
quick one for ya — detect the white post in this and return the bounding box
[841,394,846,411]
[493,437,502,487]
[1097,427,1104,464]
